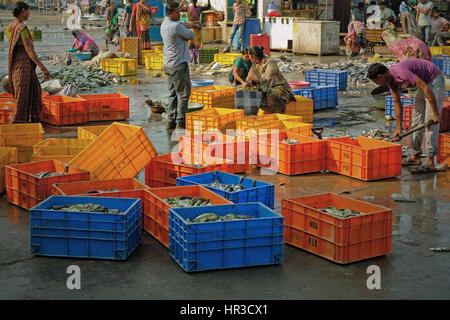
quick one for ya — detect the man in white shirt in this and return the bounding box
[414,0,433,46]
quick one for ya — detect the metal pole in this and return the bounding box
[325,0,328,20]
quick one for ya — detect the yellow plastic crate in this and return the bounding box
[189,85,236,109]
[17,146,34,163]
[77,125,109,140]
[33,138,91,154]
[119,37,142,63]
[70,122,158,180]
[31,149,78,163]
[237,114,303,130]
[430,46,450,56]
[284,96,314,123]
[186,108,245,135]
[237,120,313,140]
[144,53,164,71]
[152,45,164,53]
[214,53,241,65]
[100,58,138,76]
[0,123,44,147]
[0,147,17,193]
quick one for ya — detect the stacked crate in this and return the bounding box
[0,123,44,163]
[119,37,142,64]
[293,85,338,110]
[250,34,270,56]
[189,86,236,109]
[199,48,219,64]
[305,69,348,91]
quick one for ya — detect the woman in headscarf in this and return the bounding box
[105,0,120,51]
[180,0,210,64]
[245,46,295,114]
[381,28,431,62]
[130,0,156,50]
[344,20,366,57]
[72,30,100,58]
[6,2,51,123]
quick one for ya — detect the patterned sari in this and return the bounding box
[106,1,120,46]
[246,57,295,114]
[132,2,153,50]
[381,29,432,62]
[7,20,42,123]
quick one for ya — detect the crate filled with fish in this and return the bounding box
[305,69,348,91]
[179,132,249,174]
[30,195,141,260]
[0,123,44,147]
[76,94,129,122]
[77,125,109,140]
[41,95,88,126]
[31,138,92,163]
[0,147,17,193]
[440,99,450,132]
[255,132,326,176]
[282,193,392,264]
[169,202,284,272]
[100,58,138,77]
[284,96,314,123]
[384,94,415,119]
[176,170,275,209]
[71,123,158,181]
[189,86,236,110]
[236,113,303,131]
[437,133,450,166]
[236,120,313,141]
[293,85,338,110]
[145,153,229,188]
[186,107,244,135]
[143,185,232,247]
[5,160,90,210]
[326,136,402,181]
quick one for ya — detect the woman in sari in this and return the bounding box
[344,20,366,57]
[130,0,156,50]
[245,46,295,114]
[6,2,51,123]
[381,28,431,62]
[180,0,210,64]
[105,0,120,51]
[72,30,100,58]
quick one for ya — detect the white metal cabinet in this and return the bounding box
[292,20,340,55]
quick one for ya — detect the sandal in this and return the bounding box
[409,164,438,174]
[402,157,422,166]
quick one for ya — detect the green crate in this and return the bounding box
[0,31,4,42]
[30,30,42,41]
[199,48,219,64]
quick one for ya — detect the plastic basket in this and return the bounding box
[32,138,91,161]
[199,48,219,64]
[169,203,284,272]
[186,107,244,135]
[429,46,450,56]
[288,81,310,89]
[144,53,164,70]
[17,146,34,163]
[0,101,15,124]
[403,104,413,131]
[440,101,450,132]
[432,54,446,71]
[5,160,90,210]
[305,69,348,91]
[143,185,232,248]
[76,94,129,122]
[30,195,141,260]
[189,85,236,109]
[77,125,109,140]
[255,132,326,175]
[213,53,241,65]
[70,123,158,180]
[236,113,303,131]
[385,95,415,119]
[326,136,402,181]
[100,58,138,76]
[437,133,450,165]
[365,29,384,43]
[41,95,88,126]
[0,123,44,147]
[237,120,313,141]
[119,37,142,62]
[176,170,275,208]
[284,96,314,123]
[0,147,18,193]
[294,85,338,110]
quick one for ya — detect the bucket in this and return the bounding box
[233,18,262,50]
[191,79,214,88]
[289,81,310,89]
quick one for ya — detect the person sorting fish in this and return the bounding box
[228,48,252,86]
[367,59,446,173]
[70,30,100,59]
[344,20,366,57]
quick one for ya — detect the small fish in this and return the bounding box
[208,178,245,192]
[282,138,299,145]
[320,206,362,218]
[50,203,124,214]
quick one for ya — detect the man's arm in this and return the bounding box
[392,88,404,139]
[415,77,440,121]
[176,23,195,40]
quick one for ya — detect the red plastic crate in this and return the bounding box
[403,104,413,131]
[143,215,169,248]
[143,185,232,247]
[51,177,149,195]
[437,133,450,165]
[41,95,88,125]
[326,136,402,181]
[144,153,229,187]
[250,34,270,56]
[0,99,15,124]
[0,92,49,98]
[440,100,450,132]
[5,160,90,210]
[255,132,326,175]
[76,93,129,122]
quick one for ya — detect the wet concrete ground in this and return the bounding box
[0,12,449,300]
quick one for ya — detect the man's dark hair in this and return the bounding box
[367,63,388,80]
[166,1,180,15]
[358,2,364,8]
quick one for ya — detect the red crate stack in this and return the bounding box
[250,34,270,56]
[403,105,413,131]
[440,99,450,132]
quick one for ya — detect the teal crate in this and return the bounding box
[169,202,284,272]
[30,195,141,260]
[199,48,219,64]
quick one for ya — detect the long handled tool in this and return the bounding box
[388,119,437,142]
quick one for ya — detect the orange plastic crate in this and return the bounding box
[41,95,88,125]
[255,132,326,175]
[179,133,249,173]
[143,215,169,247]
[144,153,228,187]
[186,108,244,135]
[0,147,18,193]
[0,92,49,98]
[326,136,402,181]
[0,98,17,124]
[437,133,450,166]
[189,86,236,109]
[76,94,129,122]
[237,120,313,141]
[5,160,90,210]
[51,177,149,195]
[0,123,44,147]
[236,114,303,131]
[77,125,109,140]
[284,96,314,123]
[143,185,232,247]
[440,99,450,133]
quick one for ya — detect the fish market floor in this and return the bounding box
[1,12,450,300]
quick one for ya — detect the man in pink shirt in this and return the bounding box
[367,59,445,173]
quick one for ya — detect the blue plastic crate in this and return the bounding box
[432,54,447,71]
[30,196,141,260]
[168,202,284,272]
[444,57,450,76]
[305,69,348,91]
[385,95,416,119]
[293,85,338,110]
[176,171,275,208]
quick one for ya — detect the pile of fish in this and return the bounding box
[282,138,299,145]
[186,213,254,223]
[85,188,120,194]
[208,178,245,192]
[50,203,123,214]
[320,206,363,219]
[34,172,68,178]
[164,196,212,208]
[38,65,128,91]
[45,53,81,66]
